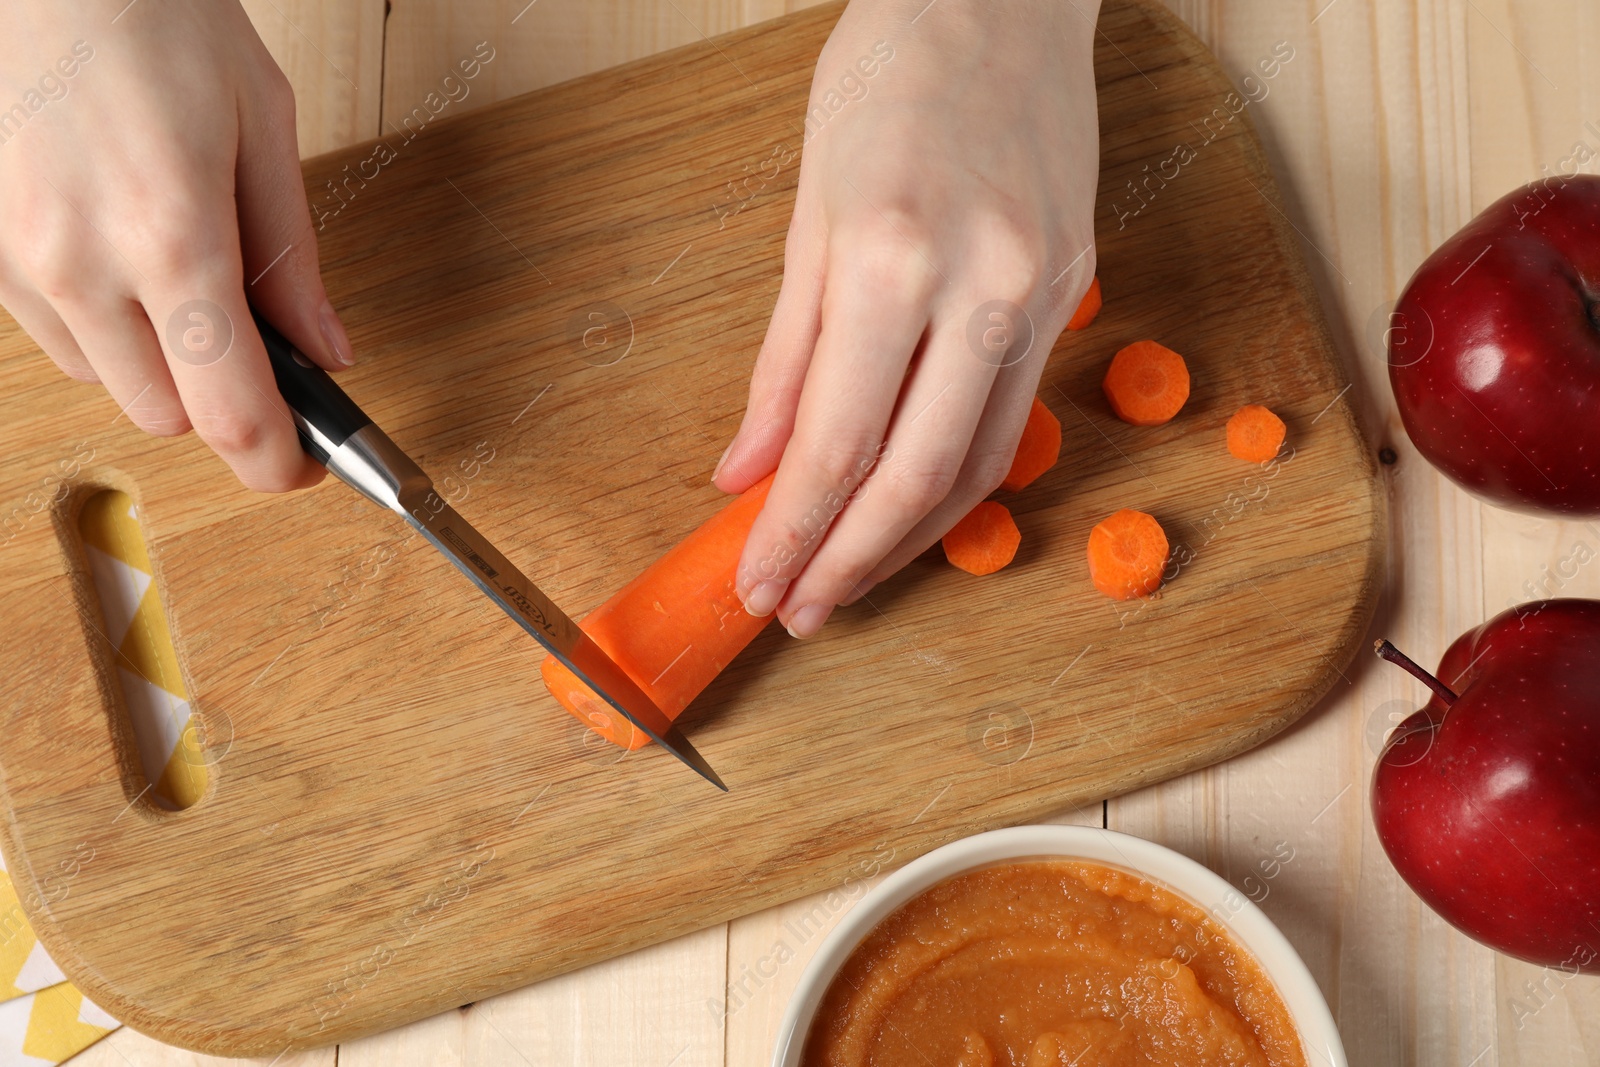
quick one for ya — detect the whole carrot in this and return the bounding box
[541,474,775,749]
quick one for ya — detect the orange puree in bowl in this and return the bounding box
[801,861,1307,1067]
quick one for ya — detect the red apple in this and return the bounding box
[1372,599,1600,972]
[1388,173,1600,516]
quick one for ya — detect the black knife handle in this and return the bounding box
[252,309,372,465]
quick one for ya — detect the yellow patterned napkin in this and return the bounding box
[0,981,117,1067]
[0,795,117,1066]
[0,489,212,1063]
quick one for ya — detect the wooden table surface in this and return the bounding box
[69,1,1600,1065]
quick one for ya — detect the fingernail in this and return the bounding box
[785,603,831,639]
[742,579,786,617]
[839,579,877,607]
[319,300,356,366]
[712,441,734,483]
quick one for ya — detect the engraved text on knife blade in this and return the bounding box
[402,488,576,644]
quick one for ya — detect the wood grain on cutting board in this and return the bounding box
[0,0,1381,1055]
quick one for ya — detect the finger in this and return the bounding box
[734,227,939,616]
[54,295,190,435]
[714,195,827,492]
[235,60,354,371]
[776,310,1011,636]
[0,281,98,382]
[853,351,1055,591]
[139,219,323,491]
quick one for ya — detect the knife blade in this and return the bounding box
[251,310,727,791]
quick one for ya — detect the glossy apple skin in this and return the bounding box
[1373,599,1600,972]
[1389,173,1600,516]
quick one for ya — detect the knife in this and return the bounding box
[251,311,727,791]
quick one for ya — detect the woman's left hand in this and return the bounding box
[714,0,1101,637]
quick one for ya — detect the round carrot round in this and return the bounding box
[1226,404,1287,463]
[1001,396,1062,492]
[943,501,1021,576]
[1102,340,1190,426]
[1066,275,1102,331]
[1086,508,1169,600]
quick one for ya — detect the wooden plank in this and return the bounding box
[0,0,1379,1054]
[1465,0,1600,208]
[1114,3,1505,1067]
[338,925,726,1067]
[66,1033,329,1067]
[1465,3,1600,1064]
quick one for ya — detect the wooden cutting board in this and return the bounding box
[0,0,1383,1055]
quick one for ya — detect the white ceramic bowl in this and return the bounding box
[771,824,1346,1067]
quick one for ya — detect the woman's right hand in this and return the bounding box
[0,0,353,491]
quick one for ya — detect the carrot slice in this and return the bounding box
[1086,508,1168,600]
[1226,404,1287,462]
[1066,275,1102,330]
[541,474,775,749]
[943,501,1021,575]
[1102,340,1190,426]
[1001,396,1062,492]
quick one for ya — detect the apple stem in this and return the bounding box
[1373,639,1458,706]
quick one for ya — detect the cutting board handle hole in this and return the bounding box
[76,489,213,811]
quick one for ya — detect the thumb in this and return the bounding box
[234,71,354,372]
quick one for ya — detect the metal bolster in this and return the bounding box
[323,424,432,515]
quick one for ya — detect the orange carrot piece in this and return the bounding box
[1066,275,1102,330]
[541,474,775,750]
[1086,508,1169,600]
[943,501,1021,576]
[1226,404,1287,463]
[1102,340,1190,426]
[1001,396,1062,492]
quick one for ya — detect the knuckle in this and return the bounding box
[967,446,1014,496]
[15,238,79,301]
[748,379,801,434]
[191,407,268,456]
[801,555,869,602]
[262,66,297,118]
[130,194,241,288]
[141,232,214,286]
[881,451,961,514]
[975,215,1048,301]
[1076,242,1098,283]
[805,435,881,494]
[1050,243,1098,317]
[839,218,938,303]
